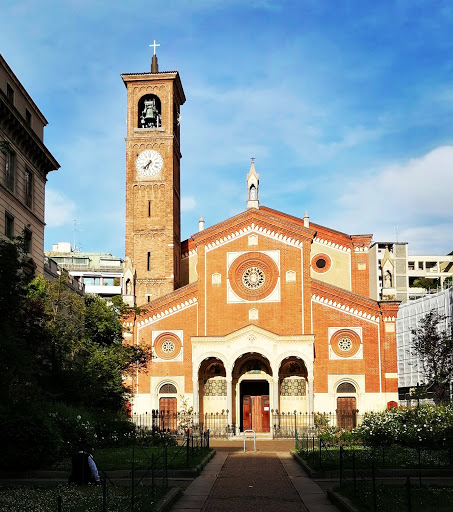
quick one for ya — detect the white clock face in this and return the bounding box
[136,149,163,177]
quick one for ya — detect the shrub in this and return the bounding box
[0,406,63,469]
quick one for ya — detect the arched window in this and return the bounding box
[159,383,177,394]
[337,382,356,393]
[138,94,162,128]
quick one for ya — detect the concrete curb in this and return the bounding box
[155,486,183,512]
[291,450,338,479]
[326,489,360,512]
[290,451,453,479]
[0,449,216,485]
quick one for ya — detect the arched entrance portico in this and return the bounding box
[191,325,315,435]
[233,353,273,432]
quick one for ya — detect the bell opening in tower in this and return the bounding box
[138,94,162,128]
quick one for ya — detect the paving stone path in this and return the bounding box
[201,452,308,512]
[171,444,340,512]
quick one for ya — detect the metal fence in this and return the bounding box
[132,410,363,439]
[55,431,210,511]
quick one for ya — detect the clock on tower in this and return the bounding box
[121,45,186,306]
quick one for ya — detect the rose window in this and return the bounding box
[338,337,352,351]
[162,340,176,353]
[242,266,265,289]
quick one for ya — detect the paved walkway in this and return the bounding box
[170,441,340,512]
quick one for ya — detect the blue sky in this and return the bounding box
[2,0,453,257]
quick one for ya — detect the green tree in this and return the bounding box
[411,310,453,404]
[412,277,439,291]
[0,233,47,404]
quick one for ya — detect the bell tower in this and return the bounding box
[122,45,186,306]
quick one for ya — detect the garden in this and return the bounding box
[296,404,453,511]
[0,403,212,512]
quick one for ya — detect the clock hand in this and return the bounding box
[143,159,153,170]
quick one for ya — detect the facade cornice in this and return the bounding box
[124,282,198,327]
[311,279,380,322]
[189,209,315,253]
[0,95,60,174]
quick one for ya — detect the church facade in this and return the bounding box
[121,54,399,432]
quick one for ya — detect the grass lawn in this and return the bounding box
[0,484,167,512]
[0,446,213,511]
[54,445,212,472]
[335,482,453,512]
[297,445,453,471]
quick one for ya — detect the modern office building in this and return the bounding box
[45,242,123,300]
[369,242,453,302]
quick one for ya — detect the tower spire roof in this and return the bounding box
[246,158,260,210]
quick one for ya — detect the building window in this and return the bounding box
[24,227,32,253]
[6,83,14,103]
[5,212,14,239]
[337,382,356,393]
[311,253,332,273]
[5,150,15,192]
[24,169,33,208]
[147,251,151,271]
[103,277,114,286]
[25,109,32,126]
[83,277,101,286]
[160,383,177,394]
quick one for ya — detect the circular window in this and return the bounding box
[330,329,361,358]
[162,340,176,353]
[311,253,331,273]
[154,332,182,360]
[228,252,279,301]
[338,337,352,351]
[242,266,265,289]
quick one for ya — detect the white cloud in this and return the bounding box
[181,196,197,211]
[45,189,77,228]
[331,146,453,254]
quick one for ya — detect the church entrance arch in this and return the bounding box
[279,357,308,414]
[233,353,272,433]
[198,357,227,417]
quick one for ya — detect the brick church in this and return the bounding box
[121,51,399,433]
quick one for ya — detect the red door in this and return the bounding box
[242,395,270,432]
[159,397,177,432]
[336,397,357,429]
[243,395,251,430]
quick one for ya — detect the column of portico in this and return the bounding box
[308,369,314,421]
[226,365,233,429]
[192,372,199,416]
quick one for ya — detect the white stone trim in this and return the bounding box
[205,224,305,253]
[311,295,379,323]
[135,297,198,331]
[313,237,351,253]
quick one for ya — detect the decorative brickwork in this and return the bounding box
[228,252,279,301]
[153,332,182,360]
[330,329,361,358]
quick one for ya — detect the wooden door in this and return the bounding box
[242,395,270,432]
[336,397,357,429]
[159,397,177,432]
[242,395,251,430]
